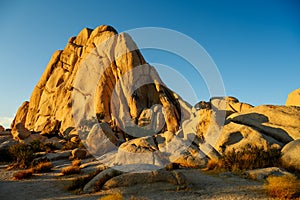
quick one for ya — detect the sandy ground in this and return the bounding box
[0,164,274,200]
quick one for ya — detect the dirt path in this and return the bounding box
[0,167,273,200]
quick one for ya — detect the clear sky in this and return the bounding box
[0,0,299,128]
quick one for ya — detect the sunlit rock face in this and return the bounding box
[286,88,300,107]
[11,25,190,140]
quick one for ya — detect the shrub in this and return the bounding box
[204,158,224,172]
[207,145,281,172]
[34,161,53,173]
[264,175,300,199]
[98,193,123,200]
[13,168,34,180]
[29,140,45,152]
[9,143,34,168]
[43,142,59,152]
[62,141,80,150]
[61,165,81,175]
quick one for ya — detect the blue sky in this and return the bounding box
[0,0,299,127]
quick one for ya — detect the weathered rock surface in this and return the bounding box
[11,123,31,141]
[114,131,209,169]
[102,170,186,189]
[244,167,294,180]
[10,101,29,130]
[216,122,283,154]
[210,96,253,117]
[286,88,300,107]
[281,139,300,171]
[85,123,118,157]
[228,105,300,143]
[40,150,72,161]
[11,25,187,142]
[83,168,122,193]
[70,148,87,160]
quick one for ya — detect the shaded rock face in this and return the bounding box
[11,25,188,140]
[286,88,300,107]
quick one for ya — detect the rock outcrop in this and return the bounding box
[286,88,300,107]
[11,25,189,142]
[9,24,300,174]
[227,105,300,143]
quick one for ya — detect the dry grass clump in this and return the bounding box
[34,161,53,173]
[264,175,300,199]
[61,165,81,175]
[72,159,81,167]
[62,141,85,150]
[98,193,123,200]
[205,158,224,172]
[13,168,34,180]
[206,145,281,172]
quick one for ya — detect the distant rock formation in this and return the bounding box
[286,88,300,107]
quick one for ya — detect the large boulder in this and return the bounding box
[114,131,209,170]
[286,88,300,107]
[215,122,283,154]
[102,169,186,189]
[114,136,164,168]
[10,101,29,129]
[281,139,300,171]
[84,123,118,157]
[71,148,87,160]
[210,96,253,117]
[0,135,18,161]
[244,167,294,180]
[11,25,189,144]
[228,105,300,143]
[83,168,123,193]
[11,123,31,140]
